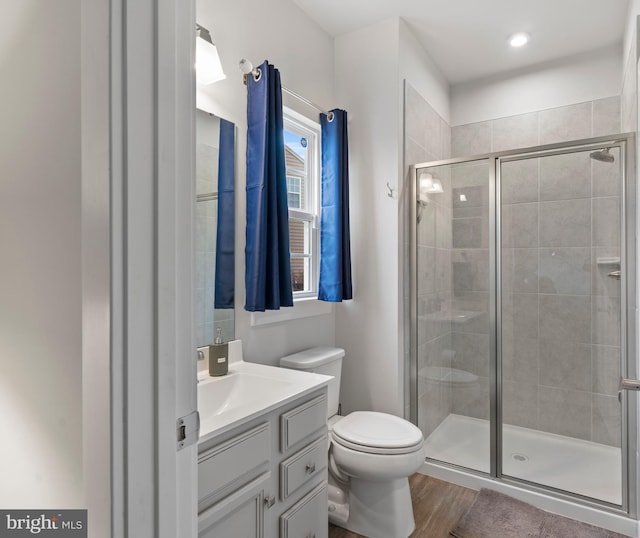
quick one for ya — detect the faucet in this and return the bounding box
[196,349,206,383]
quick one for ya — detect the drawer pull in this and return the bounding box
[305,462,316,474]
[264,495,275,509]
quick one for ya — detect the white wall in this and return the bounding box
[331,17,452,417]
[624,0,640,66]
[451,45,623,126]
[0,0,83,507]
[333,18,403,415]
[398,19,451,125]
[196,0,336,365]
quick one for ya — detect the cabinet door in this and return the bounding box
[199,472,269,538]
[280,482,328,538]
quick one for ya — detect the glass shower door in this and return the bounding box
[499,146,624,505]
[417,159,492,474]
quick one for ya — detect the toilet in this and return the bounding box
[280,347,424,538]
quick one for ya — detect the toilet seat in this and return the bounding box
[331,411,424,455]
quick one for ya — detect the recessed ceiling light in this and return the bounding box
[509,32,530,48]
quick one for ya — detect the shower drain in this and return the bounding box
[511,453,529,463]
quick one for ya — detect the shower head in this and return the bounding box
[589,147,614,163]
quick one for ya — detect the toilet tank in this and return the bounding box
[280,347,344,418]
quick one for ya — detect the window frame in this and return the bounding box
[283,107,321,300]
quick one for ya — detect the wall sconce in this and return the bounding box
[196,24,226,85]
[419,172,443,195]
[416,171,443,223]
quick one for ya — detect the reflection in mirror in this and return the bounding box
[196,109,235,346]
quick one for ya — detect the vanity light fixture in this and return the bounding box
[509,32,530,48]
[196,24,226,84]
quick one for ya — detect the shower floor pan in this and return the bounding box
[424,414,621,505]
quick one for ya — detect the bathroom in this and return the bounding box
[2,0,640,536]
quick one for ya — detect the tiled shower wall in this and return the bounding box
[404,81,454,437]
[449,160,491,424]
[451,97,621,157]
[407,90,625,446]
[451,96,623,447]
[195,200,236,348]
[621,29,637,134]
[195,197,218,348]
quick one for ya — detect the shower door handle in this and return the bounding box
[607,270,621,280]
[620,378,640,391]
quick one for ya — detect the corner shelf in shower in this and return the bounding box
[596,257,620,266]
[420,310,483,325]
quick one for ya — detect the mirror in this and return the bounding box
[196,109,235,346]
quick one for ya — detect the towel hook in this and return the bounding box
[386,182,396,198]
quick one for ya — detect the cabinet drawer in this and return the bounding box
[198,422,270,510]
[280,482,328,538]
[280,393,327,452]
[280,436,327,500]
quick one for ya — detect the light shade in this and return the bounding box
[196,26,226,84]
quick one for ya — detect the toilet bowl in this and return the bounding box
[280,347,425,538]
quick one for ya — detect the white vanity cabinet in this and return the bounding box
[198,387,329,538]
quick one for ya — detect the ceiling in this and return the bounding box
[291,0,630,85]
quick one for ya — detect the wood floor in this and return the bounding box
[328,473,477,538]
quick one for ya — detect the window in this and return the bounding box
[283,108,320,298]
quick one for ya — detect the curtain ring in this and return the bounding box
[253,67,262,82]
[327,111,335,122]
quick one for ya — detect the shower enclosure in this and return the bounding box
[410,134,637,517]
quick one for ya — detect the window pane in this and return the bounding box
[284,130,307,210]
[287,192,301,208]
[286,176,301,209]
[291,258,306,292]
[289,219,309,255]
[287,176,301,193]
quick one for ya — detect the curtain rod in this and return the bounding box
[238,59,334,122]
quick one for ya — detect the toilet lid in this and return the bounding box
[332,411,424,455]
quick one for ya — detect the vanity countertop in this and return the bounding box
[197,359,332,444]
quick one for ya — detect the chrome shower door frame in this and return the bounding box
[409,133,637,519]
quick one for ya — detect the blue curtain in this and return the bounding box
[244,60,293,311]
[318,109,352,302]
[214,118,235,309]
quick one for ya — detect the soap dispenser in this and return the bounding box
[209,328,228,376]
